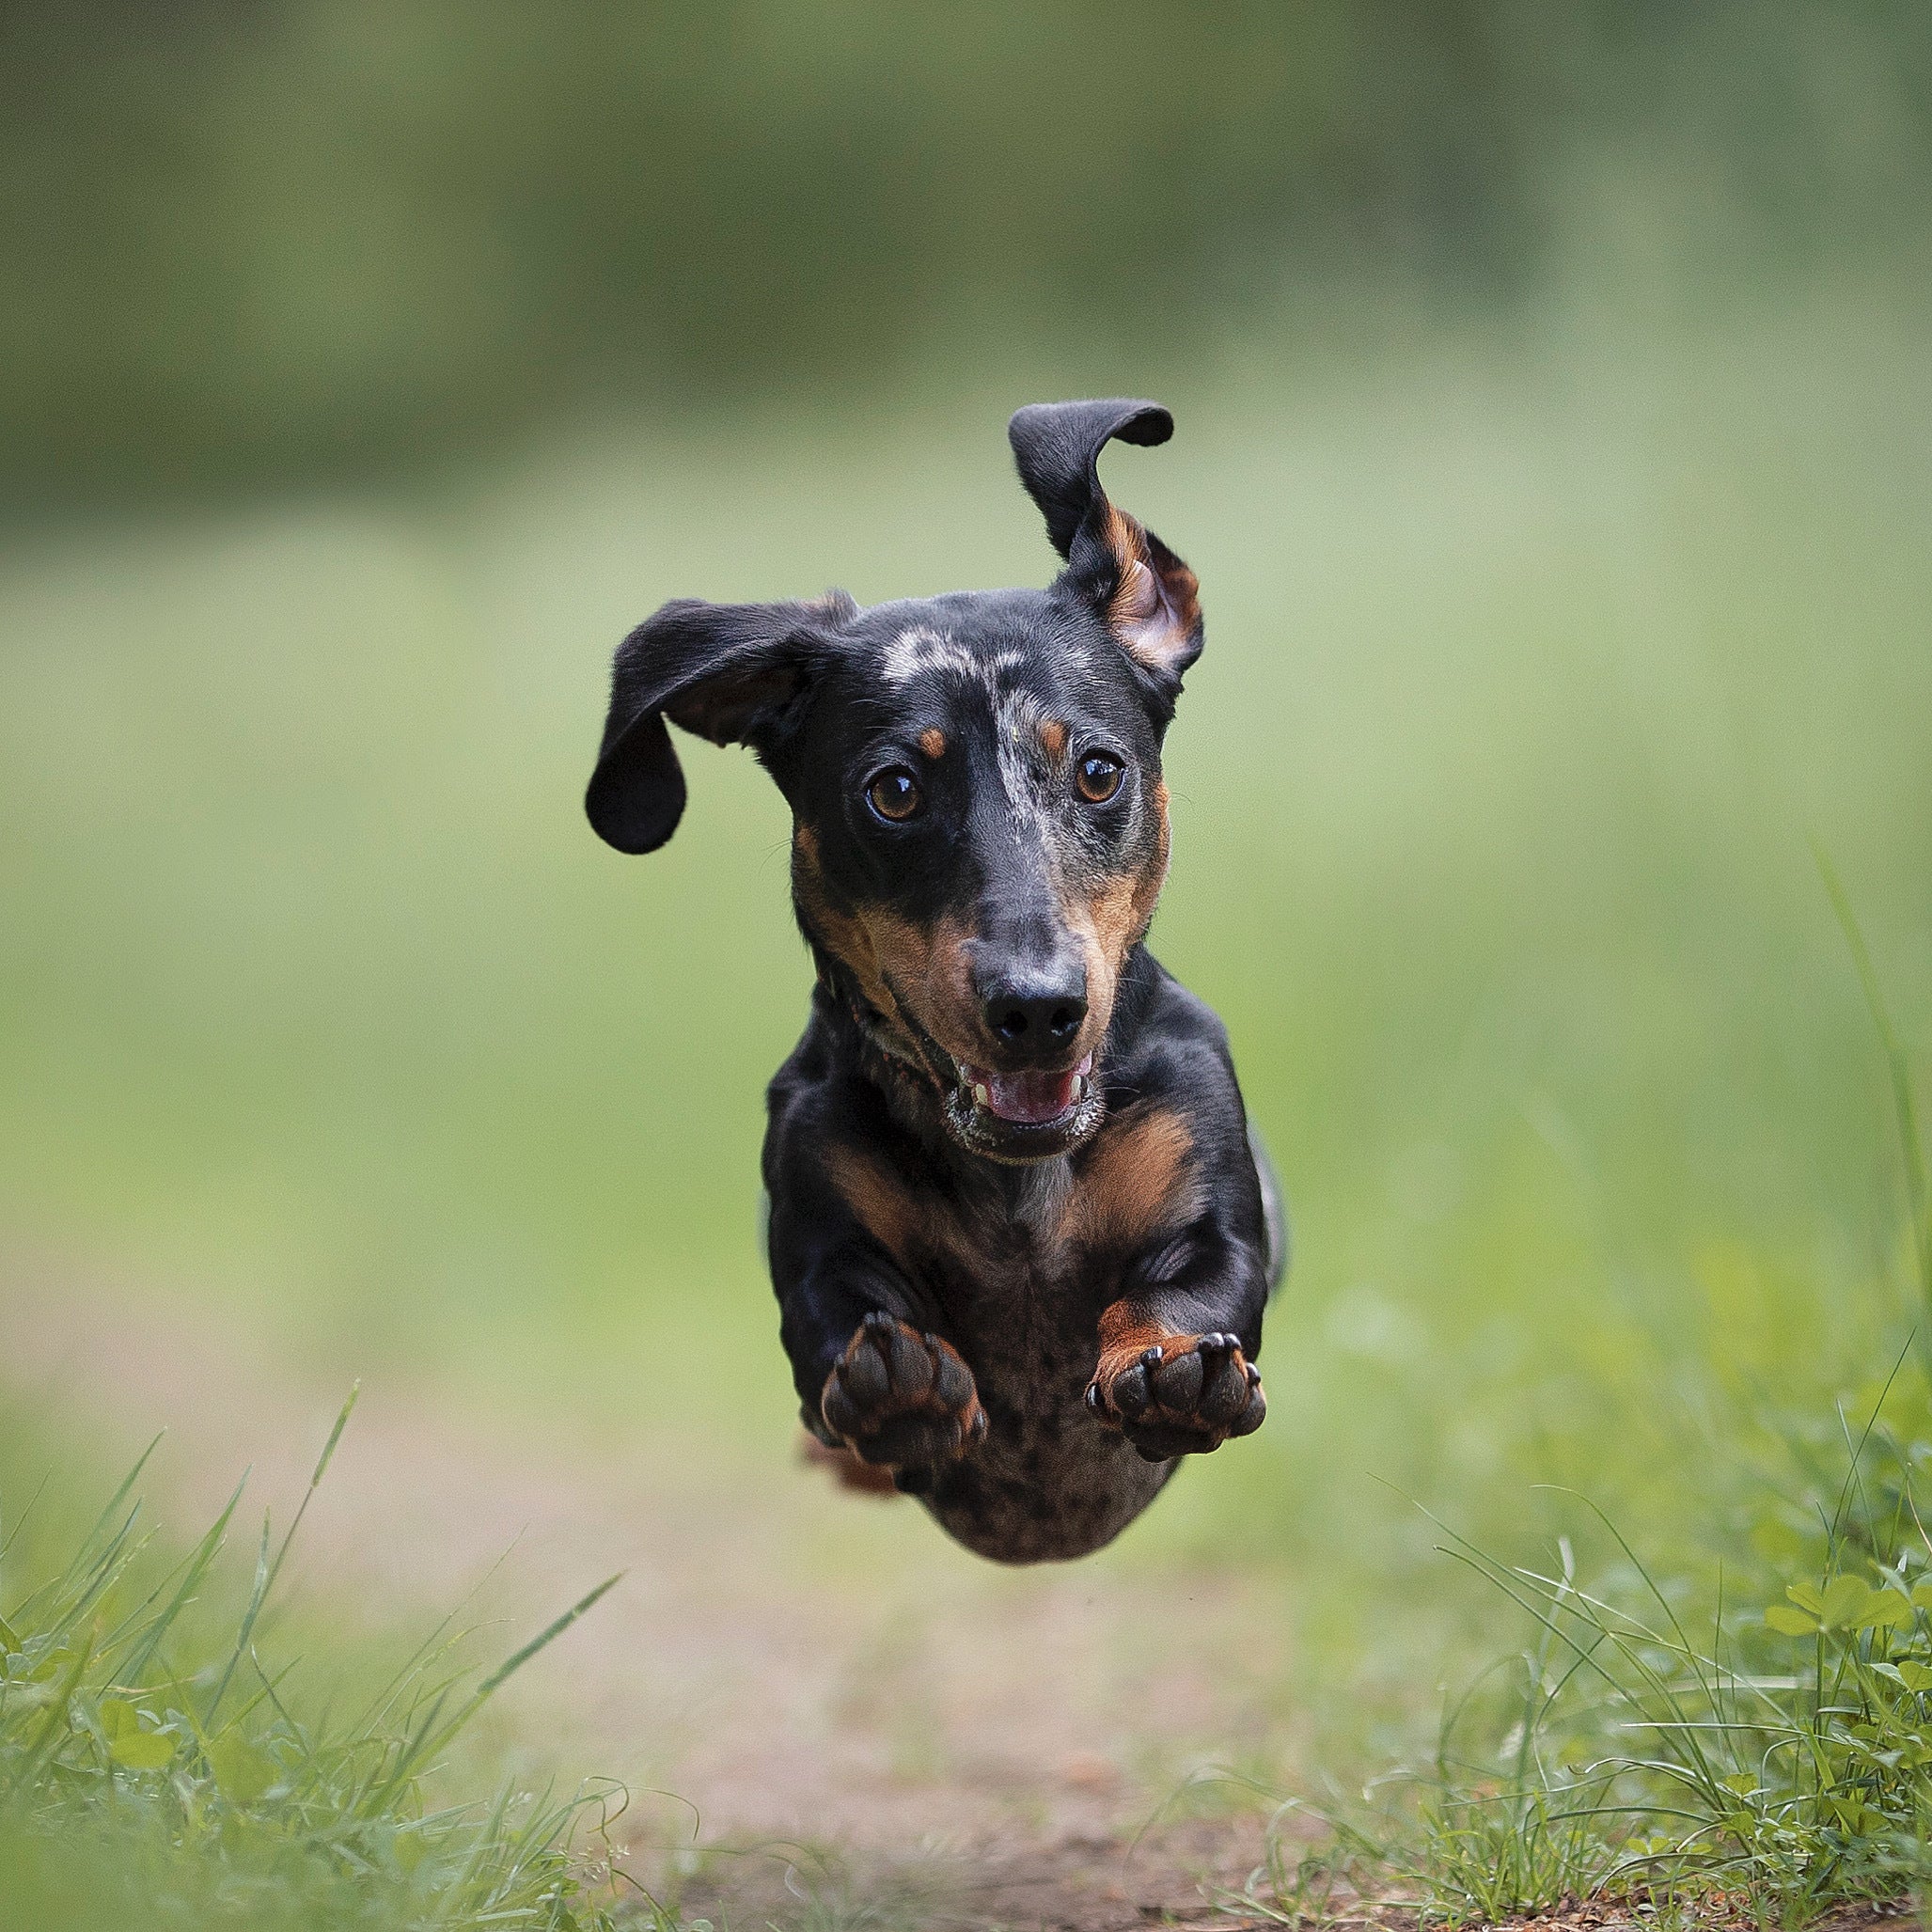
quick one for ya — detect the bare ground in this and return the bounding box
[0,1251,1297,1929]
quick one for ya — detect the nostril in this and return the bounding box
[979,980,1087,1056]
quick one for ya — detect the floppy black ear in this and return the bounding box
[1008,399,1173,558]
[586,594,847,855]
[1008,399,1202,704]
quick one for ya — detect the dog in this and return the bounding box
[587,400,1285,1563]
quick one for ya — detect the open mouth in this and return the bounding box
[935,1049,1105,1162]
[954,1053,1094,1128]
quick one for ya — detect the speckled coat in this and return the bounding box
[588,400,1287,1563]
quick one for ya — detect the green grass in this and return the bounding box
[0,1396,630,1930]
[2,293,1930,1917]
[1242,1362,1932,1928]
[1230,890,1932,1926]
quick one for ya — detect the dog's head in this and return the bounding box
[588,400,1202,1162]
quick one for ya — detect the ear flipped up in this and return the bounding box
[586,594,847,854]
[1008,399,1202,701]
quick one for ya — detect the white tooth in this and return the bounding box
[973,1084,991,1107]
[1073,1076,1087,1102]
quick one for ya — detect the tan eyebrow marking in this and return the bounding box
[1039,719,1068,762]
[918,727,947,759]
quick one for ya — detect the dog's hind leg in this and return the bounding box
[797,1432,903,1496]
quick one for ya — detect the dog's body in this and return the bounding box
[766,955,1286,1561]
[589,401,1284,1563]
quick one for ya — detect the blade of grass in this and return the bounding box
[0,1467,50,1566]
[262,1383,358,1603]
[119,1474,244,1685]
[74,1432,164,1563]
[1818,848,1932,1365]
[204,1383,359,1727]
[369,1572,623,1813]
[203,1510,273,1728]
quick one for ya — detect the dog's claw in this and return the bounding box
[1088,1327,1266,1460]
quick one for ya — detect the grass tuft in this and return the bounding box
[1239,901,1932,1931]
[0,1391,636,1930]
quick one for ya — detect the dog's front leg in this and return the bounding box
[1085,1225,1270,1463]
[772,1217,986,1491]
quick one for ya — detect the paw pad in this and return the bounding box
[821,1312,986,1471]
[1087,1330,1264,1462]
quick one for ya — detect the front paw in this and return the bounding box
[1086,1331,1265,1462]
[821,1312,987,1482]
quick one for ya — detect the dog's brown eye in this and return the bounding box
[1075,753,1123,804]
[866,767,923,823]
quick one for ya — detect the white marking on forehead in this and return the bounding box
[994,683,1050,830]
[880,625,1025,690]
[877,627,1057,833]
[881,625,973,684]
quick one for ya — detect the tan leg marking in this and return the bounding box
[824,1144,919,1268]
[1089,1303,1265,1456]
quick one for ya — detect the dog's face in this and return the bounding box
[781,579,1180,1161]
[588,401,1202,1162]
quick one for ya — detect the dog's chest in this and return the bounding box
[918,1165,1172,1563]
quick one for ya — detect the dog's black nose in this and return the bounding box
[977,966,1088,1060]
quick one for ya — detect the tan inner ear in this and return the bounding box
[664,661,803,747]
[1100,504,1200,677]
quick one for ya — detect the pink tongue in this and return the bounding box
[982,1066,1079,1125]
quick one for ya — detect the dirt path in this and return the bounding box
[0,1252,1294,1928]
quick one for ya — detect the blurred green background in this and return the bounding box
[3,0,1931,1806]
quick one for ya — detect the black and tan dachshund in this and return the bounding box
[587,400,1285,1563]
